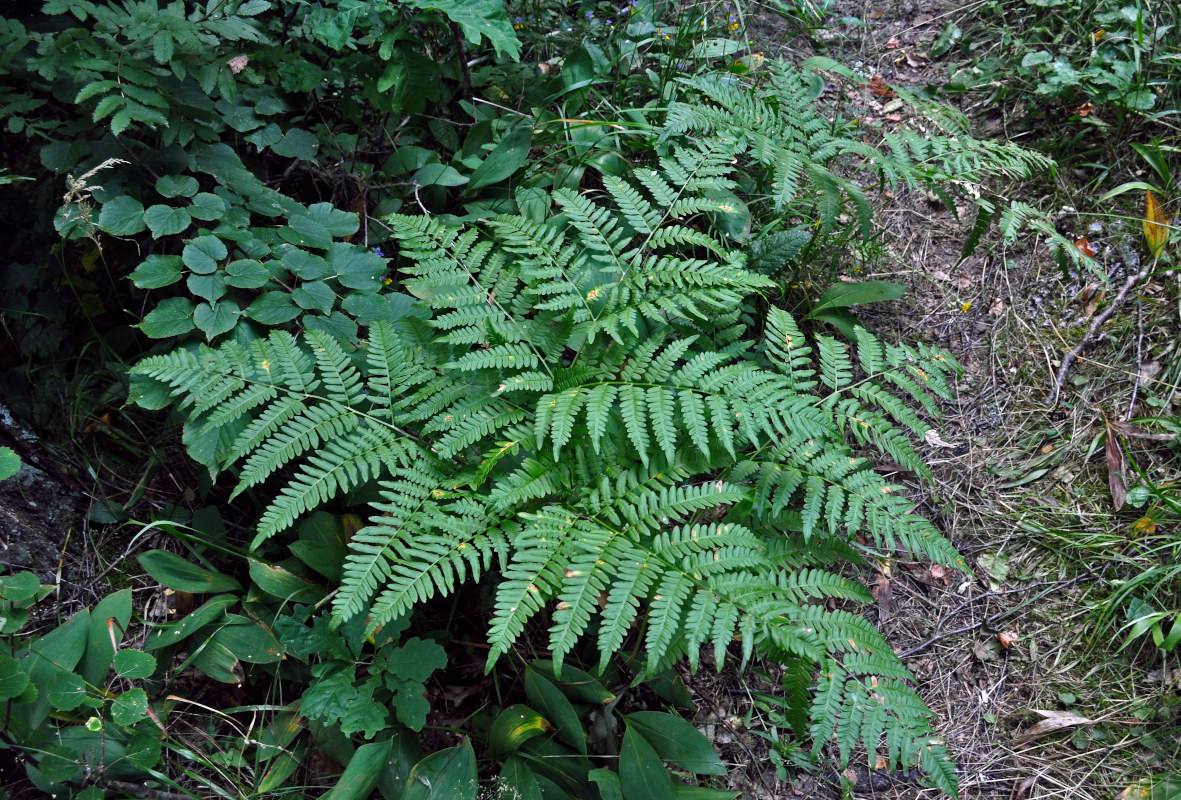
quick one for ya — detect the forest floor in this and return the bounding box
[685,2,1181,798]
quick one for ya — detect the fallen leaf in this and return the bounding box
[886,36,901,49]
[988,298,1005,316]
[1072,102,1095,117]
[1115,779,1152,800]
[1074,237,1096,257]
[1144,189,1168,259]
[1105,418,1127,511]
[1110,420,1178,442]
[924,429,956,448]
[1012,776,1037,800]
[227,54,249,74]
[1015,710,1095,747]
[871,576,892,620]
[906,52,925,68]
[998,631,1019,648]
[912,13,935,24]
[952,275,973,290]
[1132,516,1156,535]
[933,269,952,282]
[867,75,895,98]
[930,564,948,583]
[973,639,1001,662]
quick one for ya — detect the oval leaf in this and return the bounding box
[624,711,725,775]
[138,550,242,594]
[488,704,552,757]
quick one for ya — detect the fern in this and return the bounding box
[131,129,978,795]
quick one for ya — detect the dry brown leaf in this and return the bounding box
[1105,418,1127,511]
[973,639,1001,662]
[1015,710,1095,747]
[912,13,935,24]
[952,275,973,290]
[930,564,948,583]
[1111,419,1178,442]
[886,36,901,49]
[227,54,249,74]
[933,269,952,282]
[998,631,1019,648]
[988,298,1005,316]
[871,576,892,620]
[1074,236,1096,258]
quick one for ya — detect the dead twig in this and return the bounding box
[1051,262,1153,405]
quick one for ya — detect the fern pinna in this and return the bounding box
[132,138,965,795]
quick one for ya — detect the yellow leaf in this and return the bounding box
[1144,189,1168,259]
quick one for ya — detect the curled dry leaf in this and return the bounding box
[997,631,1019,648]
[924,429,957,448]
[1074,237,1096,258]
[1105,418,1127,512]
[1110,419,1177,442]
[886,36,901,49]
[227,54,249,74]
[988,298,1005,316]
[1014,710,1094,747]
[871,575,892,620]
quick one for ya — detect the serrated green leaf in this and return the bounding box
[113,649,157,679]
[182,235,228,274]
[110,688,149,725]
[225,258,270,288]
[156,175,199,198]
[138,297,196,338]
[47,671,87,710]
[98,195,147,235]
[193,301,240,339]
[143,204,192,237]
[130,255,184,288]
[246,292,301,324]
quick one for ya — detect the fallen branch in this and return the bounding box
[1051,262,1153,404]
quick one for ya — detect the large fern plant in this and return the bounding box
[132,149,963,794]
[126,63,1003,794]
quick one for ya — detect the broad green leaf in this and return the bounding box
[110,688,149,725]
[402,0,521,60]
[259,741,308,793]
[808,281,906,315]
[384,637,446,683]
[488,704,552,757]
[292,280,335,312]
[624,712,725,774]
[526,669,586,753]
[225,258,270,288]
[145,594,236,649]
[189,191,229,220]
[400,741,478,800]
[378,728,424,798]
[704,188,751,241]
[182,235,228,274]
[530,660,615,703]
[499,755,543,800]
[673,788,741,799]
[247,292,301,324]
[327,242,384,290]
[189,637,242,683]
[248,560,327,603]
[137,550,242,593]
[193,301,241,339]
[143,204,192,237]
[0,446,19,481]
[589,769,624,800]
[318,737,392,798]
[0,653,30,699]
[156,175,199,198]
[0,571,40,603]
[113,649,157,679]
[467,122,532,191]
[20,610,90,729]
[47,671,87,710]
[412,163,469,187]
[98,196,147,235]
[80,588,132,688]
[188,271,228,302]
[620,725,677,800]
[210,620,284,663]
[289,512,348,580]
[130,255,184,288]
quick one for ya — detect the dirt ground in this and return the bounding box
[687,2,1181,798]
